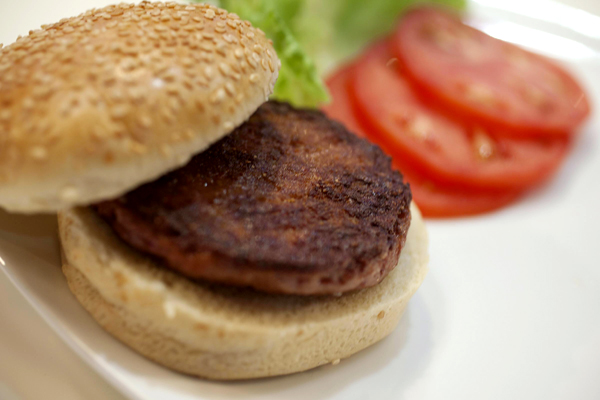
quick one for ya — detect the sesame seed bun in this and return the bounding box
[58,202,428,380]
[0,2,279,213]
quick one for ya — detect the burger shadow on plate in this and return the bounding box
[0,205,436,399]
[201,291,435,400]
[0,210,60,265]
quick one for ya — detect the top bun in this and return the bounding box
[0,2,280,213]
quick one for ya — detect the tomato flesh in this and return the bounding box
[322,62,523,218]
[322,63,366,138]
[390,7,590,137]
[350,41,569,191]
[395,158,522,218]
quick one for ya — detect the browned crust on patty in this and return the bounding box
[94,101,412,295]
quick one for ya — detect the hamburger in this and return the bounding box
[0,2,429,380]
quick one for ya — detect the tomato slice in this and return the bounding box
[322,63,523,218]
[322,63,366,138]
[395,159,522,218]
[350,41,569,191]
[390,7,590,137]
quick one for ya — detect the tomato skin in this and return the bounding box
[350,41,570,192]
[322,62,524,218]
[393,158,523,218]
[390,7,590,138]
[322,63,366,138]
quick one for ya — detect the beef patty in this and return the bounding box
[94,101,412,295]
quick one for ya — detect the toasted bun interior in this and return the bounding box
[58,203,428,380]
[0,3,279,213]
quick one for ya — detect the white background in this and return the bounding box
[1,1,599,399]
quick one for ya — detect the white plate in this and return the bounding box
[1,1,600,399]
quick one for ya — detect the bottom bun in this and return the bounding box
[58,203,428,380]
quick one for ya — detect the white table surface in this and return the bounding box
[1,1,599,399]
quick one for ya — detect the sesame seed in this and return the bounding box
[234,93,244,104]
[165,83,180,95]
[234,48,243,59]
[218,62,231,77]
[223,34,236,44]
[161,108,175,122]
[249,73,259,83]
[195,97,205,111]
[205,9,215,19]
[224,82,235,96]
[223,121,234,131]
[215,41,227,56]
[194,76,208,88]
[161,47,176,55]
[229,61,240,73]
[199,42,213,53]
[210,87,226,104]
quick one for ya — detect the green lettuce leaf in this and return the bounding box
[201,0,467,107]
[216,0,329,108]
[299,0,468,74]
